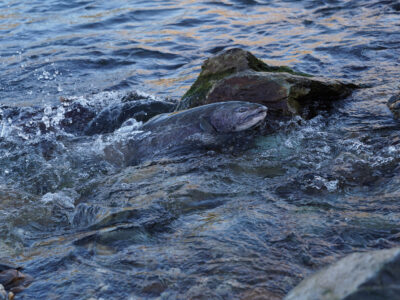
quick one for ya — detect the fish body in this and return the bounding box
[105,101,267,166]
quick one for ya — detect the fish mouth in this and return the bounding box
[234,106,267,131]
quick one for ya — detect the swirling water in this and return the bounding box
[0,0,399,299]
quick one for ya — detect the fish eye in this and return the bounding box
[236,107,248,113]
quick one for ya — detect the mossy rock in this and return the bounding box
[177,48,357,119]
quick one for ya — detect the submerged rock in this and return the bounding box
[0,262,18,273]
[84,99,176,135]
[388,93,400,119]
[177,48,357,119]
[0,268,33,294]
[0,260,33,295]
[59,101,97,134]
[0,92,176,138]
[60,92,177,135]
[285,247,400,300]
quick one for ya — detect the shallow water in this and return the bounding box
[0,0,400,299]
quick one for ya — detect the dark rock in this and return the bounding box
[1,92,177,139]
[392,3,400,11]
[241,287,282,300]
[387,93,400,119]
[0,269,33,294]
[59,93,177,135]
[84,99,176,135]
[285,247,400,300]
[0,262,19,273]
[177,48,357,119]
[59,102,97,134]
[121,91,152,102]
[141,280,167,296]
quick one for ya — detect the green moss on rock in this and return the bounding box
[177,48,355,114]
[177,48,314,110]
[246,52,312,77]
[179,68,235,110]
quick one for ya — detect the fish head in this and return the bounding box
[209,101,267,133]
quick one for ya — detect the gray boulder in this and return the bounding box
[285,247,400,300]
[177,48,357,119]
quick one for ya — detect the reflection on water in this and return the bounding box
[0,0,399,299]
[1,0,399,105]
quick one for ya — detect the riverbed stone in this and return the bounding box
[0,262,18,273]
[285,247,400,300]
[388,93,400,119]
[0,269,34,294]
[176,48,357,119]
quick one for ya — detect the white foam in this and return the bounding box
[41,189,79,209]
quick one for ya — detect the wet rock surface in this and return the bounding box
[0,262,19,273]
[0,91,175,138]
[84,98,176,135]
[0,269,33,294]
[0,261,33,296]
[388,93,400,119]
[176,49,357,119]
[1,85,399,299]
[285,247,400,300]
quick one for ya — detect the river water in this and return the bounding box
[0,0,400,299]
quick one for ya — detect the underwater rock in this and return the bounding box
[0,100,96,137]
[84,99,176,135]
[176,48,357,119]
[392,3,400,11]
[387,93,400,119]
[0,262,18,273]
[59,101,97,134]
[0,268,33,294]
[59,92,177,135]
[0,261,33,295]
[285,247,400,300]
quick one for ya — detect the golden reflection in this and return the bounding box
[263,58,299,66]
[203,6,297,25]
[205,8,245,18]
[145,73,196,88]
[79,7,127,21]
[316,32,348,43]
[230,16,275,27]
[233,37,278,47]
[0,23,19,30]
[151,28,200,39]
[0,13,19,20]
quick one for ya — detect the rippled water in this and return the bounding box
[0,0,400,299]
